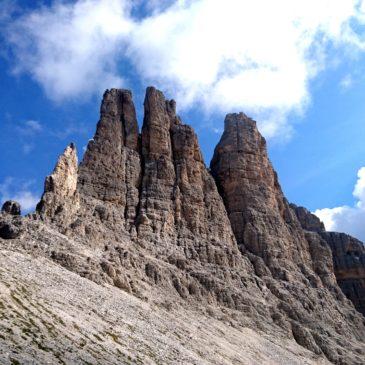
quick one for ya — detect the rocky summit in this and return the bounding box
[0,87,365,365]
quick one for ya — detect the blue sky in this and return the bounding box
[2,0,365,240]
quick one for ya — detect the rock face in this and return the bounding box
[36,143,79,229]
[3,87,365,365]
[321,232,365,316]
[0,201,23,239]
[291,205,365,316]
[210,113,313,278]
[137,87,235,246]
[210,112,365,362]
[290,203,325,233]
[0,215,22,239]
[78,89,140,220]
[1,200,21,216]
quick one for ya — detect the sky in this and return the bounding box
[1,0,365,241]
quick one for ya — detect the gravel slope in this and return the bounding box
[0,249,330,365]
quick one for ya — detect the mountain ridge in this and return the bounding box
[0,86,364,365]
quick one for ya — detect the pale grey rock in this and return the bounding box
[36,143,79,229]
[1,87,364,365]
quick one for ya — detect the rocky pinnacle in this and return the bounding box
[26,87,365,364]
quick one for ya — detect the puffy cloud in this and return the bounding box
[4,0,365,137]
[0,177,39,213]
[314,167,365,241]
[129,0,365,138]
[7,0,133,101]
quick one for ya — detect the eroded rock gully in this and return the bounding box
[1,87,365,365]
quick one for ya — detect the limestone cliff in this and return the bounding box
[36,143,79,228]
[1,87,365,365]
[291,205,365,316]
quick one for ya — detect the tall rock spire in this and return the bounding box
[137,87,236,246]
[30,87,365,364]
[137,87,177,237]
[36,143,79,228]
[210,113,313,277]
[78,89,141,226]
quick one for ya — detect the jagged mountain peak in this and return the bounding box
[1,86,365,365]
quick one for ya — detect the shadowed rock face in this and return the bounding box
[321,232,365,316]
[290,203,325,233]
[1,201,21,216]
[8,87,365,364]
[291,204,365,316]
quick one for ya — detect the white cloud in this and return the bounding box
[7,0,133,101]
[16,120,42,135]
[128,0,365,138]
[4,0,365,138]
[314,167,365,241]
[16,120,43,136]
[339,74,354,90]
[25,120,42,132]
[15,120,42,154]
[0,177,39,213]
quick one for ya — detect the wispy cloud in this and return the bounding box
[14,119,43,154]
[339,74,354,91]
[315,167,365,242]
[51,122,89,140]
[0,177,39,213]
[4,0,365,139]
[16,119,42,135]
[22,143,34,154]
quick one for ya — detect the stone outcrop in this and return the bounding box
[78,89,140,226]
[290,203,325,232]
[2,200,21,216]
[10,87,365,364]
[291,204,365,316]
[0,201,23,239]
[210,113,313,278]
[0,215,22,239]
[36,143,79,228]
[321,232,365,316]
[210,112,365,362]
